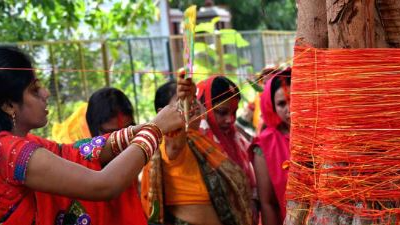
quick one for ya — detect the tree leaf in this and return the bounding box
[247,79,264,92]
[223,53,249,67]
[218,29,249,47]
[195,16,220,33]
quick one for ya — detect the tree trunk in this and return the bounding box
[324,2,384,223]
[377,0,400,47]
[295,0,328,48]
[285,1,329,223]
[326,0,377,48]
[287,1,399,224]
[373,3,389,48]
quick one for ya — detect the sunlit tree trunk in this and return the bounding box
[295,0,328,48]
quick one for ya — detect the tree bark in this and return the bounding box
[377,0,400,47]
[373,3,389,48]
[326,0,376,48]
[295,0,328,48]
[285,1,329,223]
[287,1,399,224]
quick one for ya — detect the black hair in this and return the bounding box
[271,67,291,112]
[154,81,177,112]
[0,46,35,131]
[86,87,134,136]
[199,76,241,106]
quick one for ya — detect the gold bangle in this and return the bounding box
[145,123,163,139]
[110,131,120,156]
[131,142,150,164]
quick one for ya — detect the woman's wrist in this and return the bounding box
[130,123,163,164]
[143,122,163,141]
[109,126,136,156]
[109,123,163,164]
[149,119,166,135]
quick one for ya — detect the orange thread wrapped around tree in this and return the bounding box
[287,46,400,223]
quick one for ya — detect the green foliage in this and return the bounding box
[193,18,250,75]
[195,16,220,33]
[191,18,256,111]
[0,0,157,41]
[247,79,264,92]
[262,0,297,30]
[218,29,249,47]
[0,1,159,137]
[169,0,297,31]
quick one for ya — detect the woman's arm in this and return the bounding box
[25,144,145,201]
[253,150,281,225]
[25,104,184,201]
[98,124,143,166]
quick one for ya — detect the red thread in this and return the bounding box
[287,46,400,222]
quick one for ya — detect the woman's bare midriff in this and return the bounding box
[167,204,222,225]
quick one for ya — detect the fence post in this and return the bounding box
[127,39,140,124]
[284,36,290,62]
[260,31,266,69]
[234,32,243,88]
[166,40,174,80]
[101,42,111,87]
[78,42,89,101]
[148,38,158,89]
[215,33,225,75]
[234,32,241,70]
[48,44,62,122]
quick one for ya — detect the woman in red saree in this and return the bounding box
[249,68,291,225]
[0,46,184,225]
[197,76,255,188]
[196,76,257,223]
[35,87,143,225]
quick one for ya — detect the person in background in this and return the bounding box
[249,68,291,225]
[236,102,256,141]
[252,67,282,135]
[141,78,253,225]
[51,102,91,143]
[196,76,257,202]
[0,45,184,225]
[40,87,142,225]
[51,87,135,143]
[86,87,136,136]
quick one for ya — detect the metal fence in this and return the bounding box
[14,30,295,137]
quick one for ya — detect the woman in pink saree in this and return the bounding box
[249,68,291,225]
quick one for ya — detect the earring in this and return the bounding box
[11,113,16,127]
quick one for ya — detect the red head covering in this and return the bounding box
[261,75,283,129]
[197,76,255,186]
[252,70,291,220]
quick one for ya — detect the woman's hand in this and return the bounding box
[177,72,196,102]
[152,104,185,134]
[129,124,144,135]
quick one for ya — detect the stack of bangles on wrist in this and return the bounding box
[109,123,163,164]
